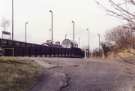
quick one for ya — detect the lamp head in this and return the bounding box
[25,22,28,24]
[49,10,53,13]
[72,20,75,23]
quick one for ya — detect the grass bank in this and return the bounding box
[0,57,43,91]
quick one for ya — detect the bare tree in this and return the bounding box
[0,17,10,31]
[105,24,135,48]
[96,0,135,23]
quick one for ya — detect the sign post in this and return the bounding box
[2,31,11,39]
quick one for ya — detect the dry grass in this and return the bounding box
[117,49,135,58]
[0,57,43,91]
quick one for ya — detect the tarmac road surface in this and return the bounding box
[23,57,135,91]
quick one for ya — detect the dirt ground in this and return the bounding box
[18,57,135,91]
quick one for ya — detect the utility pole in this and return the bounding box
[128,23,133,49]
[131,29,133,49]
[98,33,101,55]
[25,22,28,43]
[12,0,14,40]
[65,34,67,39]
[72,20,75,41]
[86,28,90,57]
[49,10,54,43]
[78,37,80,47]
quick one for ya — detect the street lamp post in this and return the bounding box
[65,34,67,39]
[25,22,28,43]
[49,10,54,43]
[98,33,101,56]
[12,0,14,40]
[131,29,135,49]
[86,28,90,57]
[72,20,75,41]
[78,37,80,47]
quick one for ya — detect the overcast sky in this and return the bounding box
[0,0,123,49]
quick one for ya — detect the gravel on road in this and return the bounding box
[23,57,135,91]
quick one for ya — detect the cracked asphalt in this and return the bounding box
[26,58,135,91]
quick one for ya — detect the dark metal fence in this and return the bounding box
[0,39,85,58]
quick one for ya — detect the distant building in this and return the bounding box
[62,39,78,48]
[55,41,60,46]
[46,40,53,44]
[42,40,62,47]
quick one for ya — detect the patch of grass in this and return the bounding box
[0,57,43,91]
[117,49,135,58]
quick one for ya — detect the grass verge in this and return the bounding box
[0,57,43,91]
